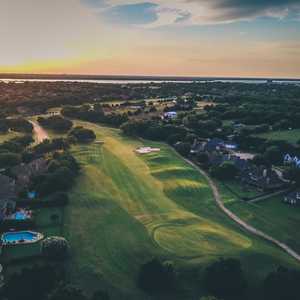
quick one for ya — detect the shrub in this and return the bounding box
[262,266,300,300]
[203,258,247,300]
[210,162,238,180]
[69,126,96,143]
[138,258,176,294]
[37,116,73,132]
[41,236,70,260]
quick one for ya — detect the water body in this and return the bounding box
[1,78,300,85]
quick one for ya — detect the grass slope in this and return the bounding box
[62,122,299,299]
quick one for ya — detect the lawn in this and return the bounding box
[0,206,64,264]
[0,131,23,143]
[255,129,300,144]
[222,180,262,200]
[220,183,300,254]
[60,121,298,299]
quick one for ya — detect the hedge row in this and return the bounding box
[16,192,69,209]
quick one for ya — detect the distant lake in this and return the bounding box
[1,78,300,85]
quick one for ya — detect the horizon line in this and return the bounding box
[0,72,300,81]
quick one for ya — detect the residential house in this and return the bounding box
[283,154,300,168]
[283,191,300,205]
[240,166,286,192]
[0,174,16,221]
[10,158,48,192]
[190,138,238,155]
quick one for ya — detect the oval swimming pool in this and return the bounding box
[1,231,43,244]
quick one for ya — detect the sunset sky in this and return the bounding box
[1,0,300,77]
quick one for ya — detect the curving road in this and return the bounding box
[29,120,49,144]
[183,158,300,264]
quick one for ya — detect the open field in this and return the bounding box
[60,121,299,299]
[256,129,300,144]
[220,184,300,253]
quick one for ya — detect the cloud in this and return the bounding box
[187,0,300,23]
[83,0,300,26]
[101,2,158,25]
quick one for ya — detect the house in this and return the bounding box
[190,139,206,154]
[10,158,48,191]
[283,191,300,205]
[283,153,300,168]
[224,142,238,150]
[205,138,225,152]
[0,174,17,221]
[240,166,286,192]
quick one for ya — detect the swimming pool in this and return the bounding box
[14,211,28,220]
[1,231,43,245]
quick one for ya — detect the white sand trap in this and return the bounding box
[135,147,160,154]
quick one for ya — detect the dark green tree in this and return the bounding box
[203,258,247,300]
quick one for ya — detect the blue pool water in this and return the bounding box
[14,212,27,220]
[2,232,37,243]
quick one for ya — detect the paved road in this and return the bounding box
[29,120,49,144]
[184,158,300,264]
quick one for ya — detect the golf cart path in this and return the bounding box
[184,158,300,264]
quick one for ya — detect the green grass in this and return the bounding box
[3,120,299,299]
[256,129,300,144]
[0,207,64,265]
[60,121,299,299]
[220,185,300,253]
[222,180,262,199]
[0,131,23,143]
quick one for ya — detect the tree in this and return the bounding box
[264,146,282,165]
[262,266,300,300]
[41,236,70,260]
[91,290,110,300]
[7,117,33,133]
[38,115,73,132]
[252,154,270,167]
[36,166,75,196]
[203,258,247,300]
[47,284,87,300]
[210,162,238,180]
[0,152,21,169]
[284,167,300,187]
[138,259,176,294]
[69,126,96,143]
[200,296,222,300]
[196,152,209,165]
[174,142,191,157]
[3,265,64,300]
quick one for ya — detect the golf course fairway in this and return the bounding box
[62,121,298,299]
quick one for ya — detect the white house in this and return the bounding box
[283,154,300,168]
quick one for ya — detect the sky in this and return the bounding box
[0,0,300,78]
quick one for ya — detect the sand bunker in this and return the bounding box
[135,147,160,154]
